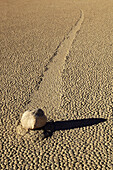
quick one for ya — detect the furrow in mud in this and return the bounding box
[28,10,84,116]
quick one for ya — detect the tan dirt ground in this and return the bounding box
[0,0,113,169]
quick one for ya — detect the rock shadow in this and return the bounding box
[43,118,107,139]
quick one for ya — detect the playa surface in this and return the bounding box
[0,0,112,169]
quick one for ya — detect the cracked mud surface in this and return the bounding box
[0,0,113,169]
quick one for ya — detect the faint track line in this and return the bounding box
[28,10,84,113]
[44,10,84,71]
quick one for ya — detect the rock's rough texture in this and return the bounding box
[21,109,47,129]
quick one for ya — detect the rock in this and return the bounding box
[21,108,47,130]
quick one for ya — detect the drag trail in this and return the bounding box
[28,10,84,116]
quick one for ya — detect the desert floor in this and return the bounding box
[0,0,113,169]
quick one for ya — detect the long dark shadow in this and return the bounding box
[43,118,107,138]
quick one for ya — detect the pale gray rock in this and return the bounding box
[21,108,47,130]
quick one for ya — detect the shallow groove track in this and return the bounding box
[28,10,84,114]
